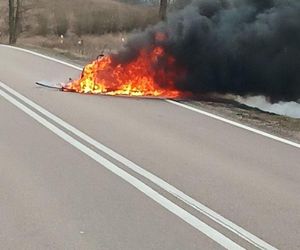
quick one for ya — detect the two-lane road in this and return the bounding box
[0,45,299,249]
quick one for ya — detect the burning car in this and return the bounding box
[62,44,184,98]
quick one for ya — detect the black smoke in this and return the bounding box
[114,0,300,102]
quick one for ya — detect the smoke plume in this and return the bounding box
[114,0,300,102]
[237,95,300,118]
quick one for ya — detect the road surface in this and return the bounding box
[0,45,299,250]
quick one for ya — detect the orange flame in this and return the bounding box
[64,45,185,98]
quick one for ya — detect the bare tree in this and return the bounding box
[159,0,168,21]
[8,0,21,44]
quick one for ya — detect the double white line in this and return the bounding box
[0,80,277,250]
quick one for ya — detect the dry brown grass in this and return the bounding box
[0,0,159,59]
[0,0,159,36]
[11,33,127,60]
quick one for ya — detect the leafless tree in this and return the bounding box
[8,0,21,44]
[159,0,168,20]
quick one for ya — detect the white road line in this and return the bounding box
[166,100,300,149]
[0,81,278,250]
[0,45,282,249]
[0,44,83,70]
[0,86,244,250]
[1,44,299,150]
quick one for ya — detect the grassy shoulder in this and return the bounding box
[14,41,90,66]
[8,33,125,63]
[182,99,300,144]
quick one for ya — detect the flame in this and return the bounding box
[64,45,185,98]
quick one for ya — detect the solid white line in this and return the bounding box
[0,86,244,250]
[0,45,282,249]
[1,44,299,150]
[0,44,83,70]
[0,82,278,250]
[166,100,300,149]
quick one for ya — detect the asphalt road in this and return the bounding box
[0,45,299,250]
